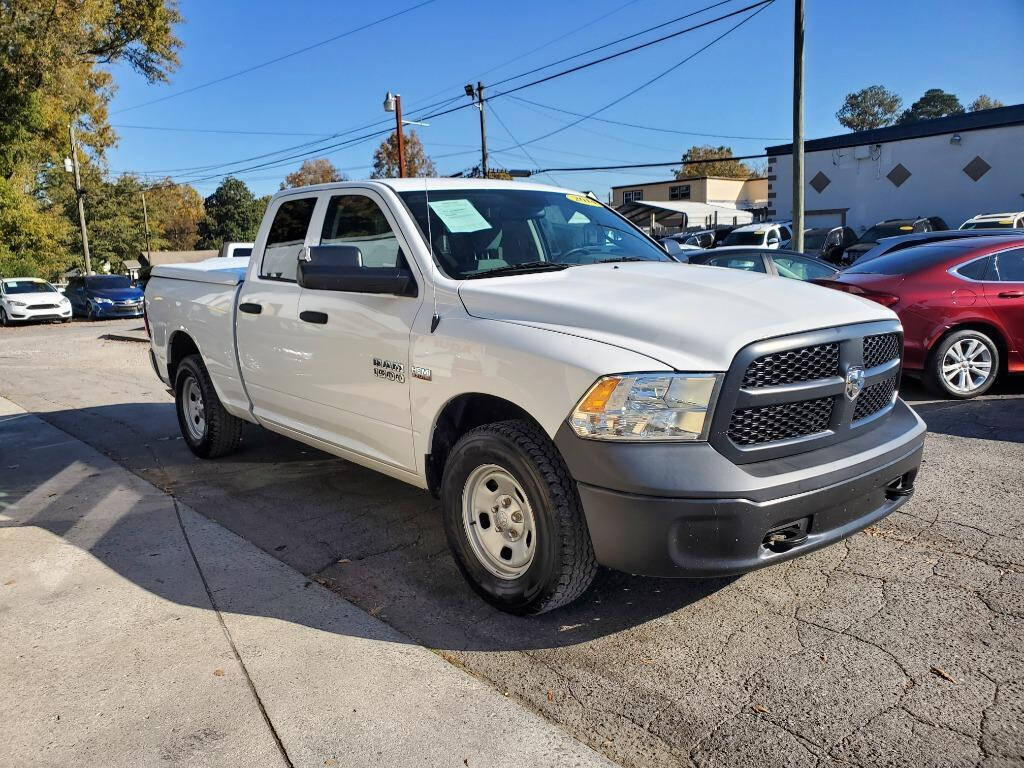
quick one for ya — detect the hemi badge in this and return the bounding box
[412,366,432,381]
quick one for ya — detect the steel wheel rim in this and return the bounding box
[941,338,992,394]
[182,376,207,441]
[461,464,537,580]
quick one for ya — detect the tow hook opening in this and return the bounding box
[762,517,810,554]
[885,471,916,500]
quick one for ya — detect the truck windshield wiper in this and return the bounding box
[463,261,571,279]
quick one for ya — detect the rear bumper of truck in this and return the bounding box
[554,399,926,578]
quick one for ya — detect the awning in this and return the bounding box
[617,200,755,228]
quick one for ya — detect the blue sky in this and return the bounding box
[105,0,1024,199]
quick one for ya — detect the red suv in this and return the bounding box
[821,235,1024,398]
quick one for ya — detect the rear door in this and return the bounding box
[982,246,1024,366]
[292,189,423,471]
[235,194,318,428]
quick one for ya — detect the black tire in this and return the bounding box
[174,354,243,458]
[925,329,1000,399]
[0,308,8,327]
[440,419,597,615]
[86,302,96,321]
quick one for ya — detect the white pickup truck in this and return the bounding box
[146,179,925,614]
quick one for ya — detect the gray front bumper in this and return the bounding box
[554,399,926,577]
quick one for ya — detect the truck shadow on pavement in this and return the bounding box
[900,377,1024,444]
[2,402,737,653]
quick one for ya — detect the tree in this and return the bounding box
[896,89,964,125]
[197,178,263,248]
[146,180,205,250]
[676,145,754,179]
[969,95,1004,112]
[371,130,436,178]
[836,85,902,132]
[0,177,72,280]
[280,158,345,189]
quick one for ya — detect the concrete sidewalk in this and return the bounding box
[0,398,615,768]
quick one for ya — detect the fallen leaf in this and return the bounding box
[751,704,769,714]
[930,666,956,684]
[640,658,654,664]
[558,623,583,632]
[212,669,225,677]
[324,759,337,767]
[369,605,384,618]
[3,580,15,586]
[546,691,555,702]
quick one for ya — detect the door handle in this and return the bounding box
[997,290,1024,299]
[300,310,328,325]
[238,302,262,314]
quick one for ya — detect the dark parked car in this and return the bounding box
[66,275,145,320]
[664,227,735,249]
[818,235,1024,399]
[843,217,950,265]
[842,229,1022,266]
[803,226,858,265]
[686,247,840,281]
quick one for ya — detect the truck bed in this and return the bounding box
[150,256,249,285]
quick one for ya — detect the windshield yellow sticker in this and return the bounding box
[566,193,602,207]
[899,225,913,231]
[999,219,1013,224]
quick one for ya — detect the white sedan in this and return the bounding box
[0,278,73,325]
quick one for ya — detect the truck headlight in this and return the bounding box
[569,373,722,441]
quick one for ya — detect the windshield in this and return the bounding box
[398,188,672,279]
[859,224,910,242]
[722,230,766,246]
[802,230,828,249]
[85,276,132,290]
[961,221,1013,230]
[2,280,56,294]
[232,247,253,258]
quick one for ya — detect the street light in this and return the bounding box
[383,91,406,178]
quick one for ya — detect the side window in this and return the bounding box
[992,248,1024,282]
[320,195,403,268]
[260,197,316,281]
[913,221,928,233]
[778,226,792,241]
[708,255,766,273]
[772,255,835,281]
[955,255,992,281]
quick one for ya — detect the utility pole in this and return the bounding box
[791,0,804,252]
[68,122,92,275]
[465,82,489,177]
[383,91,406,177]
[141,190,153,263]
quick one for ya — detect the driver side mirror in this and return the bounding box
[297,245,417,296]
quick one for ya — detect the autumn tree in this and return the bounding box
[677,145,754,179]
[969,95,1004,112]
[197,178,263,249]
[836,85,902,132]
[280,158,346,190]
[371,130,437,178]
[896,89,964,125]
[146,180,205,249]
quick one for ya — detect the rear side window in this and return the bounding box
[320,195,403,268]
[993,248,1024,282]
[260,197,316,281]
[954,256,992,281]
[707,254,766,272]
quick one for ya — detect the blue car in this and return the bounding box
[65,275,145,320]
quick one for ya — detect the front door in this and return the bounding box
[982,246,1024,367]
[235,194,318,428]
[293,189,423,471]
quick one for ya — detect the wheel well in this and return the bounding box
[167,331,200,385]
[929,322,1008,372]
[426,393,545,498]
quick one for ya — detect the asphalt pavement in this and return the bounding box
[1,318,1022,768]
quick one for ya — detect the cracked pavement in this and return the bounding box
[1,318,1022,767]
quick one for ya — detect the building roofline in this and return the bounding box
[766,103,1024,156]
[610,175,764,190]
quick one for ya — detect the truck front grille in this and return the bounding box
[728,397,834,445]
[741,343,839,388]
[709,322,903,463]
[853,374,899,421]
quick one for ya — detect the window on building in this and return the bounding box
[669,184,691,200]
[622,190,644,204]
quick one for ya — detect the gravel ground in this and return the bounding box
[1,318,1022,768]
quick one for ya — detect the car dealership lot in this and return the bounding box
[2,319,1022,768]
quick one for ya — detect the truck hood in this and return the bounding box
[457,262,896,371]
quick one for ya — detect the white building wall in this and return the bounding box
[766,122,1024,233]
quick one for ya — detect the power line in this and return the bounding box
[112,0,440,114]
[486,102,560,186]
[112,124,335,137]
[530,153,767,173]
[508,96,787,141]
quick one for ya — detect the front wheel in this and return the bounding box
[175,354,244,458]
[925,329,999,399]
[0,308,8,326]
[441,420,597,615]
[86,302,97,321]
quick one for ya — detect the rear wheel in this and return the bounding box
[925,329,999,399]
[440,420,597,615]
[0,308,8,326]
[174,354,243,458]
